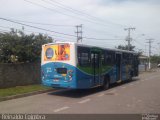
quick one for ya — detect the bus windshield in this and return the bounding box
[43,44,70,61]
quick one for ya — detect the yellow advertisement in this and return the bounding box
[44,44,70,61]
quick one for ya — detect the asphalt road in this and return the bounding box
[0,69,160,114]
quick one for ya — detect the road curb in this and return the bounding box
[0,89,55,102]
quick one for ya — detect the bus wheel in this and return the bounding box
[103,76,110,90]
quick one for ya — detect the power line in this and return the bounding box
[0,26,121,47]
[0,24,125,41]
[3,17,124,39]
[84,26,125,38]
[0,18,125,41]
[48,0,126,28]
[0,17,76,37]
[24,0,107,27]
[24,0,126,28]
[10,19,74,27]
[0,25,123,42]
[0,25,76,40]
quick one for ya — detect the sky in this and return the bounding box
[0,0,160,55]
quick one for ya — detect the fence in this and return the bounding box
[0,63,41,88]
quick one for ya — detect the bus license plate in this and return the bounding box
[53,78,59,82]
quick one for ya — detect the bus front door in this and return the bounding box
[91,52,101,86]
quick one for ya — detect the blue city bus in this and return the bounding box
[41,42,139,89]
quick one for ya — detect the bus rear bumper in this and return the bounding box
[42,80,77,89]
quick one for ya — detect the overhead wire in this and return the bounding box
[9,19,74,27]
[0,17,76,37]
[0,25,76,40]
[24,0,126,28]
[23,0,109,27]
[48,0,126,27]
[6,17,123,39]
[0,26,120,47]
[0,17,125,41]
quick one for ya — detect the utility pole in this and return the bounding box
[158,43,160,56]
[124,27,135,51]
[75,24,83,43]
[145,45,147,56]
[146,39,154,69]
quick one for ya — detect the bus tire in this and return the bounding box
[103,76,110,90]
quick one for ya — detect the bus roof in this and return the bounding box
[42,41,75,46]
[43,41,138,55]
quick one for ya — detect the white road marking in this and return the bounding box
[129,83,134,86]
[109,89,117,93]
[54,106,70,113]
[121,86,126,89]
[97,93,105,97]
[78,99,91,104]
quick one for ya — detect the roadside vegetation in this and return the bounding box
[0,28,53,63]
[0,84,51,98]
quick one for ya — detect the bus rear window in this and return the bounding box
[56,68,67,74]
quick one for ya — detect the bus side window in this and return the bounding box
[112,52,115,64]
[129,54,133,64]
[105,51,114,65]
[123,53,130,64]
[81,53,90,66]
[101,52,105,66]
[122,53,126,64]
[77,46,90,67]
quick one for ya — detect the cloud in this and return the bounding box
[98,0,160,5]
[0,0,160,54]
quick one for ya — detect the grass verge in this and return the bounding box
[0,84,51,98]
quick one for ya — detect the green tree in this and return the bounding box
[0,29,53,63]
[116,45,143,56]
[150,55,160,64]
[116,45,135,51]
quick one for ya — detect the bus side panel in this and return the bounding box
[76,65,117,89]
[121,64,132,81]
[106,65,117,84]
[76,68,93,89]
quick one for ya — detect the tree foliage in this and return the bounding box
[0,29,53,63]
[150,55,160,64]
[116,44,143,56]
[116,45,135,51]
